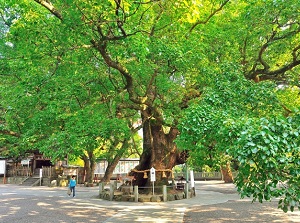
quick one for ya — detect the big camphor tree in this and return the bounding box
[0,0,214,185]
[1,0,236,186]
[1,0,300,211]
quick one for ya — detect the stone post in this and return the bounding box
[134,185,139,202]
[109,184,114,201]
[99,183,104,195]
[163,185,167,202]
[185,182,189,199]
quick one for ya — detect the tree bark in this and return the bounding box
[100,155,122,183]
[221,162,233,183]
[82,153,96,184]
[87,151,96,184]
[82,155,89,183]
[132,108,186,187]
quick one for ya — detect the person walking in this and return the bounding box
[69,175,76,197]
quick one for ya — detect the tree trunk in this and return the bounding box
[221,162,233,183]
[82,155,89,183]
[82,153,96,184]
[87,151,96,184]
[100,155,122,183]
[100,139,128,183]
[132,109,186,187]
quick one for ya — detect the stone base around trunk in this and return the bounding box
[99,186,189,202]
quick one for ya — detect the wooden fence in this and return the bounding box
[42,166,56,177]
[7,166,32,177]
[7,166,61,178]
[174,171,238,180]
[6,166,235,182]
[174,172,223,180]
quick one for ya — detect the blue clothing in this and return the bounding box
[69,179,76,187]
[69,178,76,197]
[70,186,75,197]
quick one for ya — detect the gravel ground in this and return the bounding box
[183,181,300,223]
[0,185,117,223]
[1,182,299,223]
[0,195,117,223]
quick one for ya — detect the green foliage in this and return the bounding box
[231,115,300,212]
[177,68,300,212]
[177,68,281,165]
[1,0,300,210]
[276,86,300,112]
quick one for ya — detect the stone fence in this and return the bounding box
[98,181,196,202]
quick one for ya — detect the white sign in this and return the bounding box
[150,167,156,182]
[190,170,195,188]
[21,159,30,165]
[0,160,6,174]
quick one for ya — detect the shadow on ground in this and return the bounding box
[183,200,300,223]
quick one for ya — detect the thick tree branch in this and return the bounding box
[253,60,300,82]
[0,130,20,137]
[247,43,300,81]
[247,23,300,82]
[90,40,147,107]
[145,70,158,104]
[33,0,63,21]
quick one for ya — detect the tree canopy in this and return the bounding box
[176,69,300,212]
[0,0,300,211]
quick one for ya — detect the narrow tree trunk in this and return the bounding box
[86,151,95,184]
[88,160,96,184]
[221,162,233,183]
[100,140,127,183]
[82,154,96,184]
[82,155,89,183]
[100,155,122,183]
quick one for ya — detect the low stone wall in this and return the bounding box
[99,189,187,202]
[0,176,68,187]
[0,176,27,184]
[98,182,194,203]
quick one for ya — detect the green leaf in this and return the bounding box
[251,147,258,153]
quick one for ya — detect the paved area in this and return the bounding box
[0,181,299,222]
[184,182,300,223]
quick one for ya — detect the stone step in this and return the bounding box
[19,177,41,186]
